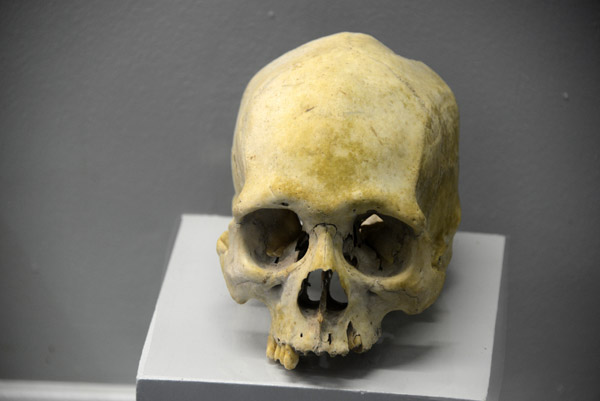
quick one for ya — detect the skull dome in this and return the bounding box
[217,32,460,370]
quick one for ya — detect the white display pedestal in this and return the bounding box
[136,215,506,401]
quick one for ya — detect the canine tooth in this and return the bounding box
[283,346,299,370]
[266,336,276,360]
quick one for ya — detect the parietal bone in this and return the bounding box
[217,32,460,370]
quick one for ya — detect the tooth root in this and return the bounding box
[266,336,276,360]
[348,333,363,353]
[282,344,299,370]
[347,322,364,353]
[350,334,362,350]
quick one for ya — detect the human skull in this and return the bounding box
[217,32,460,370]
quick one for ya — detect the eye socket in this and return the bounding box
[343,211,413,276]
[241,208,309,267]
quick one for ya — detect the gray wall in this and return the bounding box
[1,1,599,400]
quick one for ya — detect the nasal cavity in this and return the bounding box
[297,269,348,312]
[328,270,348,311]
[306,269,322,302]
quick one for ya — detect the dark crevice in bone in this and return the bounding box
[295,232,309,261]
[343,234,356,265]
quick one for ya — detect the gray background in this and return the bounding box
[1,1,599,400]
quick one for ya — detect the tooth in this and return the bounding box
[274,342,282,361]
[349,333,363,351]
[282,344,299,370]
[347,322,364,352]
[266,335,299,369]
[266,336,276,360]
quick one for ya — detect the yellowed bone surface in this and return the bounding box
[218,32,460,369]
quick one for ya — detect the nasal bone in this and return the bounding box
[312,224,337,271]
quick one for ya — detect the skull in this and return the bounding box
[217,32,460,370]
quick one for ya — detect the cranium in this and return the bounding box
[217,32,460,370]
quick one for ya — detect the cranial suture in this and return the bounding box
[217,32,460,370]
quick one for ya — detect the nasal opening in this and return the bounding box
[297,269,348,314]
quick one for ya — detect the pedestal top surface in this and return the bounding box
[138,215,505,401]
